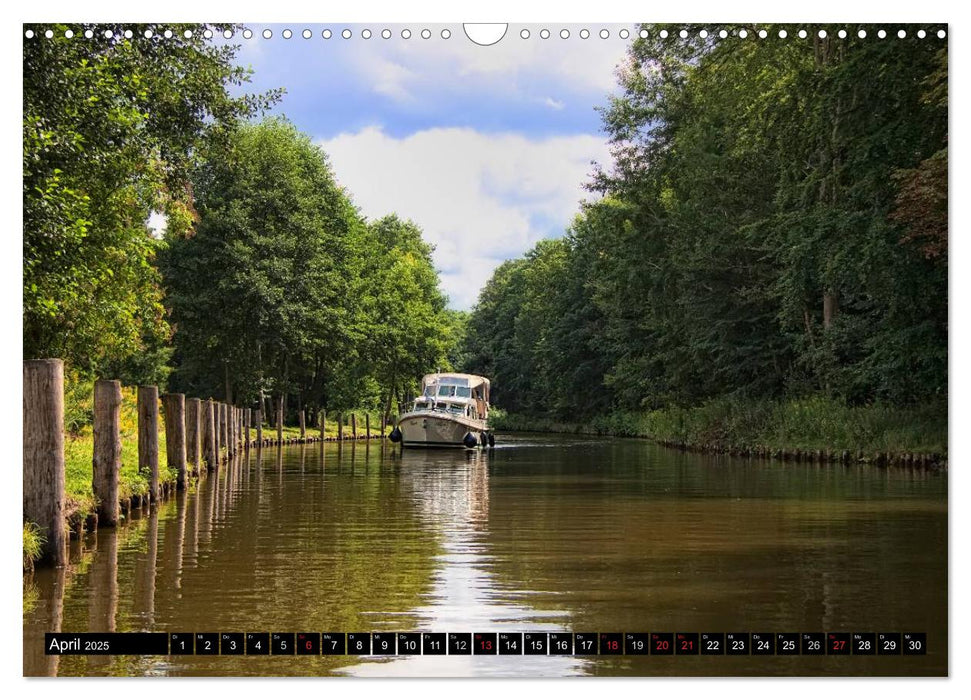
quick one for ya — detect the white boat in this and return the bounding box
[392,373,493,448]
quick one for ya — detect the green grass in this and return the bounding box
[23,521,44,571]
[492,396,947,459]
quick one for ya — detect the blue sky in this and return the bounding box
[227,24,633,309]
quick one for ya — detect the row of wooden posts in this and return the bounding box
[24,359,386,567]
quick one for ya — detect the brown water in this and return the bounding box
[23,434,947,677]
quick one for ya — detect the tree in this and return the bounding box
[160,118,361,413]
[359,215,453,417]
[23,23,278,382]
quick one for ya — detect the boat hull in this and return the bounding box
[398,411,488,447]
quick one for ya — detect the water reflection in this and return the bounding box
[337,447,587,677]
[23,435,947,677]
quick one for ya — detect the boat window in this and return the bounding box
[434,402,447,411]
[448,403,463,415]
[414,401,429,410]
[437,385,456,397]
[455,386,471,398]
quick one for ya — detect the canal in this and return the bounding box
[23,434,947,676]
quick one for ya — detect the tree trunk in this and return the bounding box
[823,291,839,330]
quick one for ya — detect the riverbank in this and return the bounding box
[490,396,947,468]
[24,380,387,570]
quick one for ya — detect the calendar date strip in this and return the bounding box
[45,632,927,656]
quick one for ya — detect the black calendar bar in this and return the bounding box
[43,632,927,656]
[45,633,168,655]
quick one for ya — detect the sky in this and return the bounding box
[227,23,634,309]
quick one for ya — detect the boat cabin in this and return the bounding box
[411,373,490,420]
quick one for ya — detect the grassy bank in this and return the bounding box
[490,397,947,466]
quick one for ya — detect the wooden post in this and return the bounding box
[186,398,201,476]
[221,403,229,460]
[276,397,283,444]
[161,393,187,490]
[351,413,357,439]
[256,409,263,444]
[365,413,371,439]
[228,405,235,456]
[137,386,160,502]
[23,359,67,565]
[299,409,306,439]
[245,408,251,446]
[320,411,325,441]
[337,413,344,441]
[93,379,122,527]
[203,399,216,470]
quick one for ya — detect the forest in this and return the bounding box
[24,24,462,426]
[463,25,947,451]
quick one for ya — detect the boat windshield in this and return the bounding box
[437,384,472,398]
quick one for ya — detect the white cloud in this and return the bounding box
[317,126,610,309]
[343,23,630,107]
[543,97,565,110]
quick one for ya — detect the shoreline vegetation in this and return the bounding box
[490,397,947,469]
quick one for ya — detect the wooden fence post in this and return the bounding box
[161,393,187,490]
[338,413,344,441]
[203,399,216,470]
[137,386,160,502]
[351,413,357,439]
[203,399,219,471]
[186,398,201,476]
[228,405,235,456]
[245,408,251,447]
[23,359,67,565]
[256,409,263,444]
[221,403,229,460]
[276,398,283,443]
[227,404,234,456]
[365,413,371,439]
[93,379,122,527]
[320,411,326,441]
[213,403,219,459]
[299,409,306,439]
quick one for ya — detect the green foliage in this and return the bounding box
[465,24,947,422]
[161,120,456,420]
[23,23,279,383]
